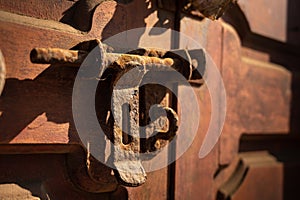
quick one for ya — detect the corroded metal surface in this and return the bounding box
[30,48,88,66]
[30,46,195,81]
[0,0,175,197]
[112,85,147,186]
[0,0,298,199]
[141,106,178,152]
[30,44,189,187]
[110,48,181,186]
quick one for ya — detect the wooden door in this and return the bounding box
[0,0,299,199]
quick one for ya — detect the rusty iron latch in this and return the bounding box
[30,40,204,187]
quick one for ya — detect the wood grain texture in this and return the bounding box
[220,23,291,165]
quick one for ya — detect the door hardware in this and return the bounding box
[30,41,205,187]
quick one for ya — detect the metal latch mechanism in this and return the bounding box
[30,40,204,187]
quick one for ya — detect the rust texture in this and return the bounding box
[125,48,180,154]
[141,106,178,152]
[112,86,147,186]
[29,43,188,187]
[0,0,176,197]
[30,48,89,66]
[0,0,299,199]
[109,47,181,186]
[30,46,197,82]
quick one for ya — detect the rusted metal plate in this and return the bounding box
[111,65,147,186]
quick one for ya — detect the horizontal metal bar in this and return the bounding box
[30,47,176,68]
[29,47,207,85]
[30,47,193,80]
[30,48,88,66]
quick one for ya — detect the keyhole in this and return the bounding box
[122,103,133,145]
